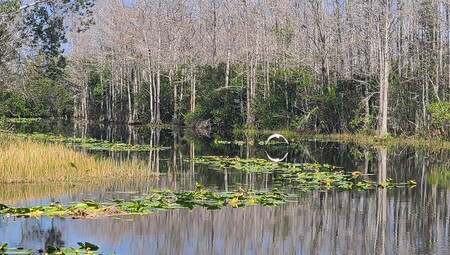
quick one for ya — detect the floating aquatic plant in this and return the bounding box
[213,139,248,145]
[0,241,108,255]
[0,184,287,219]
[194,156,416,191]
[14,132,170,152]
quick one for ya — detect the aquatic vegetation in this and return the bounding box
[0,184,287,219]
[195,156,281,173]
[194,156,416,191]
[0,241,109,255]
[302,133,450,150]
[213,139,247,145]
[4,117,42,124]
[213,135,290,146]
[0,132,157,183]
[258,140,291,145]
[14,132,169,152]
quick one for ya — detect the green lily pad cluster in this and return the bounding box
[213,139,248,145]
[195,156,281,173]
[213,139,289,146]
[0,184,287,219]
[194,156,416,191]
[144,183,286,210]
[0,241,107,255]
[15,132,169,152]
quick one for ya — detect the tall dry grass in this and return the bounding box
[0,132,157,183]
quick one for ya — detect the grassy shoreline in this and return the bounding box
[301,133,450,149]
[5,117,450,149]
[233,128,450,149]
[0,131,157,184]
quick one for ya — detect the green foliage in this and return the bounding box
[15,132,170,152]
[254,92,287,129]
[26,78,72,117]
[0,0,95,121]
[428,102,450,137]
[0,241,107,255]
[0,93,28,117]
[0,78,72,118]
[84,70,108,121]
[311,79,364,133]
[184,105,205,125]
[209,88,242,127]
[22,6,68,79]
[0,184,287,218]
[0,0,19,14]
[185,65,244,128]
[389,70,422,135]
[194,156,415,191]
[254,66,316,130]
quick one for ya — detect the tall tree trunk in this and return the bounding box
[378,1,391,136]
[170,67,178,124]
[155,25,162,124]
[264,46,270,99]
[156,64,161,124]
[190,65,196,113]
[243,1,254,127]
[246,55,255,126]
[144,37,155,123]
[127,68,133,124]
[83,79,88,122]
[225,49,230,88]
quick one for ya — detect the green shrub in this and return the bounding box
[428,102,450,137]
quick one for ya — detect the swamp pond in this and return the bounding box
[1,121,450,254]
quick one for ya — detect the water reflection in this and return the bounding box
[2,122,450,254]
[2,189,450,255]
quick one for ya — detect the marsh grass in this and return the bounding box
[304,133,450,150]
[234,129,450,150]
[0,184,287,219]
[0,132,157,184]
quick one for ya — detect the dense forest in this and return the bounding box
[1,0,450,136]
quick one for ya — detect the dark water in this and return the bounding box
[2,121,450,254]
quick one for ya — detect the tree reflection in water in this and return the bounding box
[1,123,450,254]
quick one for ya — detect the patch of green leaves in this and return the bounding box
[0,184,287,219]
[0,241,109,255]
[194,156,415,191]
[213,139,247,145]
[14,132,169,152]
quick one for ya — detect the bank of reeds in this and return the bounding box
[0,132,157,183]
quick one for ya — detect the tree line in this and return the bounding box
[2,0,450,136]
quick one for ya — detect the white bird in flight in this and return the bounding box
[266,133,289,144]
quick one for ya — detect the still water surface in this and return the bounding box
[1,122,450,254]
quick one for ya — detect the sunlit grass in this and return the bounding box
[0,132,157,184]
